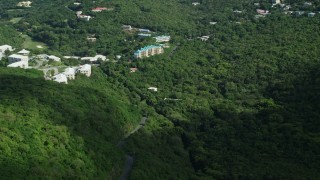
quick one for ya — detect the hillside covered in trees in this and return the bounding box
[0,67,141,179]
[1,0,320,179]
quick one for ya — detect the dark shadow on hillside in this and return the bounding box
[122,127,196,180]
[0,74,132,178]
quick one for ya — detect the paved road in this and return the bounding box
[118,117,148,180]
[119,155,134,180]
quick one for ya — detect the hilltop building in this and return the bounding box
[0,45,13,53]
[130,68,138,73]
[80,55,106,62]
[79,64,92,77]
[154,36,171,43]
[92,7,108,12]
[53,73,68,84]
[134,45,164,59]
[63,56,80,59]
[17,1,32,7]
[64,67,76,80]
[87,37,97,42]
[17,49,30,56]
[308,12,316,17]
[48,55,61,62]
[122,25,132,30]
[8,54,28,64]
[148,87,158,92]
[8,54,29,69]
[76,11,91,21]
[138,33,152,37]
[198,36,210,41]
[257,9,270,15]
[78,15,92,21]
[272,0,281,4]
[139,29,151,33]
[7,61,28,69]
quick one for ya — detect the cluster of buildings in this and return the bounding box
[255,1,318,18]
[1,44,92,85]
[17,1,32,7]
[0,45,30,69]
[133,32,171,58]
[1,44,63,69]
[52,64,92,84]
[63,54,108,62]
[134,45,164,59]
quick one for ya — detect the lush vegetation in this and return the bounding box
[0,67,140,179]
[1,0,320,179]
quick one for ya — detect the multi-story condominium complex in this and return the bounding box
[134,45,164,59]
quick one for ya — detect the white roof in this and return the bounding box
[94,55,106,61]
[9,54,28,59]
[81,55,106,61]
[7,61,28,68]
[80,64,91,71]
[53,73,68,84]
[0,45,12,49]
[64,67,76,75]
[148,87,158,91]
[36,54,49,59]
[63,56,80,59]
[18,49,30,54]
[81,57,93,61]
[48,55,61,61]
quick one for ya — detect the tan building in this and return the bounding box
[134,45,164,59]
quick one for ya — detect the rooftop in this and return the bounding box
[53,73,68,84]
[9,54,28,59]
[64,67,76,75]
[80,64,91,71]
[134,45,163,55]
[18,49,30,54]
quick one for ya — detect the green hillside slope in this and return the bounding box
[0,67,140,179]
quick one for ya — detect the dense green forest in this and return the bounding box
[0,67,141,179]
[1,0,320,179]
